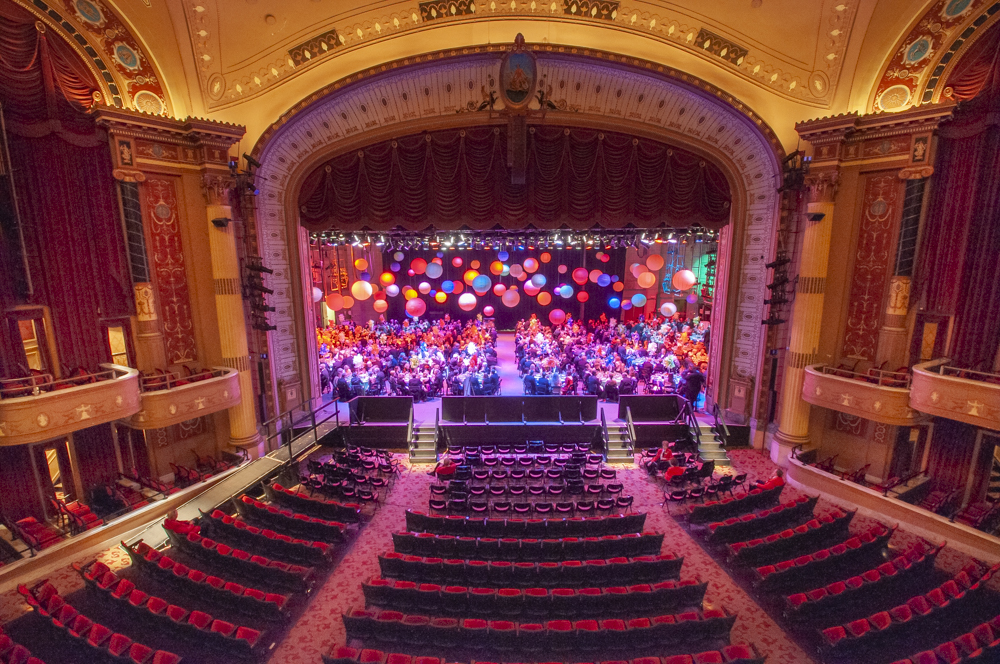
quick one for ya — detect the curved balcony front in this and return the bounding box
[911,359,1000,431]
[802,364,926,427]
[0,364,140,446]
[128,367,241,430]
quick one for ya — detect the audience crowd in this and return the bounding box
[515,313,710,407]
[316,316,499,401]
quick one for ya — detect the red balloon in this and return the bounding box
[576,291,589,303]
[549,309,566,325]
[405,298,427,317]
[411,258,427,275]
[572,268,589,285]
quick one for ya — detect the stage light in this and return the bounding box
[668,232,677,244]
[351,234,362,246]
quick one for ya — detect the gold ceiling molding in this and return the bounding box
[10,0,171,115]
[869,0,1000,113]
[246,50,784,413]
[181,0,857,110]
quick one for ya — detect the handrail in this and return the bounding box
[407,405,414,449]
[816,364,911,388]
[682,397,701,448]
[0,368,121,399]
[940,364,1000,382]
[139,367,227,392]
[600,409,609,458]
[263,398,340,460]
[712,402,730,441]
[625,407,636,453]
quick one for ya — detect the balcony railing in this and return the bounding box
[0,364,140,446]
[911,359,1000,431]
[128,366,240,430]
[802,364,926,426]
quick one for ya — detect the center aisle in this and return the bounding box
[495,331,523,396]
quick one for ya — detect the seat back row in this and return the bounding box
[889,614,1000,664]
[686,485,784,525]
[752,523,896,592]
[200,510,333,565]
[322,645,766,664]
[0,626,47,664]
[391,531,664,561]
[361,576,708,619]
[704,496,817,545]
[163,518,312,592]
[377,552,683,587]
[117,542,289,620]
[727,509,856,566]
[267,483,361,523]
[404,511,646,537]
[17,581,181,664]
[235,495,347,542]
[342,608,736,652]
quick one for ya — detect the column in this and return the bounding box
[203,175,260,448]
[772,170,838,464]
[875,276,911,367]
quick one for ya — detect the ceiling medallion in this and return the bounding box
[499,34,537,110]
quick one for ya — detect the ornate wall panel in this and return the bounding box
[842,173,900,360]
[250,51,782,398]
[144,178,198,364]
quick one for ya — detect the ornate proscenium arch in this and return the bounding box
[250,45,784,421]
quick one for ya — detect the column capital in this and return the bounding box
[202,174,235,206]
[805,169,840,204]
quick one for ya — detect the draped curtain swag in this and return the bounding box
[298,125,732,232]
[944,20,1000,102]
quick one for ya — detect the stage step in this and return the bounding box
[604,423,633,463]
[409,424,438,463]
[695,425,731,466]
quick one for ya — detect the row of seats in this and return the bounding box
[391,532,664,561]
[727,509,855,566]
[752,523,896,591]
[466,468,618,482]
[686,486,784,525]
[361,577,708,619]
[200,510,333,566]
[49,498,103,534]
[164,518,313,592]
[323,646,766,664]
[434,483,626,499]
[404,512,646,537]
[0,627,46,664]
[890,614,1000,664]
[784,543,937,620]
[454,455,606,469]
[429,498,635,518]
[235,495,348,542]
[448,443,593,455]
[17,581,180,664]
[377,553,684,587]
[266,483,361,523]
[703,496,817,545]
[820,564,996,655]
[342,608,737,651]
[12,517,62,553]
[117,543,288,620]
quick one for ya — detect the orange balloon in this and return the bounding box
[645,254,665,271]
[342,296,355,308]
[637,271,657,289]
[379,272,395,286]
[354,258,368,271]
[470,260,481,270]
[435,291,447,304]
[613,282,625,292]
[540,252,551,263]
[537,291,552,306]
[373,299,388,313]
[464,269,479,286]
[490,261,504,275]
[325,293,344,311]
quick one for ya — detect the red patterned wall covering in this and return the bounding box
[144,178,198,364]
[842,173,901,359]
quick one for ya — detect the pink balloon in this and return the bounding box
[589,269,602,284]
[548,309,566,325]
[493,283,507,297]
[483,306,495,316]
[558,265,568,274]
[572,268,589,285]
[672,269,697,290]
[523,281,541,296]
[405,298,427,317]
[411,258,427,275]
[523,258,539,273]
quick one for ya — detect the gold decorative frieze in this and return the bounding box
[802,364,926,427]
[127,367,241,430]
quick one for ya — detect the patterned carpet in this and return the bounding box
[0,446,993,664]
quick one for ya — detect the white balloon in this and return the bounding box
[660,302,678,317]
[312,287,324,303]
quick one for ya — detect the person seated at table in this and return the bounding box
[619,373,635,396]
[433,457,457,478]
[408,374,426,402]
[523,371,536,395]
[535,372,550,395]
[585,372,602,397]
[561,374,576,395]
[644,444,673,473]
[664,457,686,481]
[758,468,785,491]
[604,378,620,402]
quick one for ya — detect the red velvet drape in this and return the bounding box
[945,21,1000,102]
[915,43,1000,368]
[299,125,732,231]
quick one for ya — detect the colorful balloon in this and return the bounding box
[530,274,546,288]
[452,256,463,268]
[559,285,574,299]
[686,293,699,304]
[631,263,644,278]
[354,258,368,271]
[464,269,480,286]
[537,292,552,306]
[548,309,566,325]
[558,264,568,274]
[393,252,404,262]
[470,260,481,270]
[472,274,491,294]
[597,274,611,288]
[386,284,400,297]
[435,291,447,304]
[523,258,539,273]
[646,254,665,271]
[509,264,524,278]
[483,306,495,316]
[342,296,355,309]
[599,253,610,263]
[501,265,510,276]
[540,252,551,263]
[312,287,324,303]
[418,282,431,295]
[621,301,633,311]
[660,302,678,317]
[373,291,386,301]
[490,261,504,275]
[577,291,589,303]
[410,258,427,275]
[631,293,647,307]
[425,262,443,279]
[403,287,417,300]
[351,281,373,301]
[373,299,388,313]
[502,290,521,307]
[613,282,625,292]
[608,297,621,309]
[458,293,477,311]
[390,262,401,272]
[407,269,416,277]
[452,281,464,294]
[497,251,509,261]
[493,283,507,297]
[589,269,602,284]
[572,268,589,285]
[523,281,541,297]
[637,271,657,289]
[441,281,455,294]
[405,298,426,317]
[359,271,371,282]
[325,293,344,311]
[672,269,697,290]
[379,272,395,286]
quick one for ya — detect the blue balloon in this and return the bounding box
[631,293,647,307]
[608,297,621,309]
[559,285,574,299]
[498,251,510,261]
[390,262,401,272]
[359,271,371,282]
[611,275,620,282]
[530,274,546,288]
[472,275,491,292]
[597,274,611,287]
[436,252,444,258]
[441,281,455,294]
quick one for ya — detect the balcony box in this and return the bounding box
[802,364,926,426]
[128,367,240,430]
[0,365,140,446]
[911,359,1000,431]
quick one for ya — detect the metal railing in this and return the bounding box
[139,368,228,392]
[712,402,729,443]
[0,368,121,399]
[818,364,911,388]
[940,364,1000,383]
[600,409,609,458]
[624,407,636,454]
[262,398,341,457]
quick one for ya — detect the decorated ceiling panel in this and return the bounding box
[180,0,859,110]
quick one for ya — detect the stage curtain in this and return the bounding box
[915,43,1000,368]
[299,126,732,231]
[72,424,119,491]
[0,446,45,524]
[925,417,994,500]
[944,20,1000,102]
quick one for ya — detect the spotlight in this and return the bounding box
[806,212,826,222]
[243,153,262,169]
[351,234,362,246]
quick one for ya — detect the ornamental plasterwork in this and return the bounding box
[871,0,1000,113]
[184,0,856,110]
[802,365,925,426]
[249,53,782,399]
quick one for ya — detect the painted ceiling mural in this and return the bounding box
[871,0,1000,112]
[183,0,858,111]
